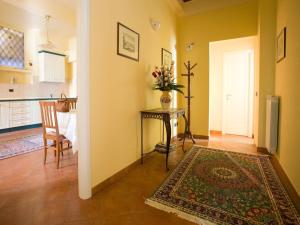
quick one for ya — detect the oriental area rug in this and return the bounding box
[0,134,44,160]
[146,146,300,225]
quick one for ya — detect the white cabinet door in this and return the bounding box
[31,101,42,124]
[0,102,10,129]
[52,55,66,82]
[9,101,32,127]
[39,51,66,83]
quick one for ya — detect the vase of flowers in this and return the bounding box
[160,91,172,109]
[152,62,184,109]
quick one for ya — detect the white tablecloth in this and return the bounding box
[57,111,77,154]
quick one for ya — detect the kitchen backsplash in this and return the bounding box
[0,81,70,99]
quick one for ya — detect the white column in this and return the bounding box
[77,0,91,199]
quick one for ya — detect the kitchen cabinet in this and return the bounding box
[31,101,42,125]
[0,97,74,132]
[9,101,32,127]
[0,102,10,129]
[0,100,42,132]
[39,50,66,83]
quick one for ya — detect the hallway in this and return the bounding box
[0,130,281,225]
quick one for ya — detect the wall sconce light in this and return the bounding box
[150,18,161,31]
[186,42,195,52]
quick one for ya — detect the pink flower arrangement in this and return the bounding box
[151,62,184,94]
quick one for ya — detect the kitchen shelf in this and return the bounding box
[0,66,32,74]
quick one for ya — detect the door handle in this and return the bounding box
[226,94,232,100]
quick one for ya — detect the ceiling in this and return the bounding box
[176,0,253,15]
[0,0,76,49]
[1,0,76,11]
[1,0,76,26]
[53,0,76,11]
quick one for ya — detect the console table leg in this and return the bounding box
[182,113,188,152]
[164,115,171,171]
[141,115,144,164]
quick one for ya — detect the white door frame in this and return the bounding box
[248,50,254,138]
[221,50,254,137]
[77,0,92,199]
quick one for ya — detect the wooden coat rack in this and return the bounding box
[182,61,197,144]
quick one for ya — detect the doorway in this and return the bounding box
[223,50,254,136]
[209,37,256,140]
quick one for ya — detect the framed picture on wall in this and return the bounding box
[117,22,140,61]
[161,48,172,68]
[276,27,286,63]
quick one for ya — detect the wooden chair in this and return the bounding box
[39,101,69,168]
[69,98,77,110]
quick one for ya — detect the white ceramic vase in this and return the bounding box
[160,91,172,110]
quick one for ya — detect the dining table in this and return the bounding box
[56,110,78,153]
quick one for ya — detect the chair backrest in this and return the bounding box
[69,98,77,110]
[39,101,59,136]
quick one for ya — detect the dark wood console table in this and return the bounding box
[140,108,188,170]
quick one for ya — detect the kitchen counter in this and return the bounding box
[0,97,77,102]
[0,97,77,133]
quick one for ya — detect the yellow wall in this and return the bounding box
[89,0,178,187]
[256,0,277,147]
[275,0,300,195]
[178,1,258,136]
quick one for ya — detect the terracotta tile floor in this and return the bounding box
[0,129,259,225]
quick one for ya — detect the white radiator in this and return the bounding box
[265,96,279,154]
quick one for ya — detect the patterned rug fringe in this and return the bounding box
[193,144,268,157]
[0,147,41,160]
[145,199,216,225]
[0,134,44,160]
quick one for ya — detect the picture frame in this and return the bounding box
[117,22,140,61]
[276,27,286,63]
[161,48,172,68]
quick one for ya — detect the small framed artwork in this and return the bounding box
[276,27,286,63]
[117,22,140,61]
[161,48,172,68]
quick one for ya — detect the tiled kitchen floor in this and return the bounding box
[0,129,288,225]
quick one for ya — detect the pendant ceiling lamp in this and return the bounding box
[38,15,55,49]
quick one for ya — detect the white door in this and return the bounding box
[222,50,252,136]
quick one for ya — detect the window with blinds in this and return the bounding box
[0,26,24,69]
